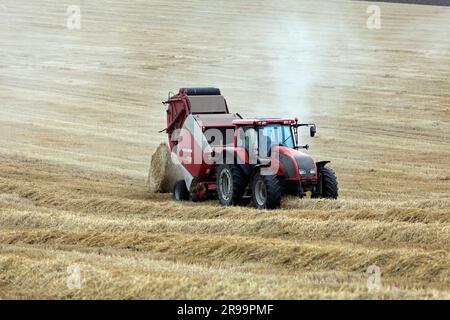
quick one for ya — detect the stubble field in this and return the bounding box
[0,0,449,299]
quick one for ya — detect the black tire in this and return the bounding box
[314,167,338,199]
[173,180,189,201]
[216,164,247,206]
[252,174,282,209]
[190,192,199,202]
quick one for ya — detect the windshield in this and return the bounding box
[259,124,295,149]
[237,124,295,157]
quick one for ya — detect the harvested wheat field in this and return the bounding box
[0,0,449,299]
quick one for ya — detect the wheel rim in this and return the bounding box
[254,179,267,207]
[220,169,233,201]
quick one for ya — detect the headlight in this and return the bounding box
[299,169,307,176]
[309,169,316,175]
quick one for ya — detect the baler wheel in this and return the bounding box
[216,164,247,206]
[251,174,282,210]
[173,180,190,201]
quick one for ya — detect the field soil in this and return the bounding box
[0,0,449,299]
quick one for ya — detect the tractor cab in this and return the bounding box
[232,118,314,157]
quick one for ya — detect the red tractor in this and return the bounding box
[161,87,338,209]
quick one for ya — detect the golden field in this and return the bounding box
[0,0,449,299]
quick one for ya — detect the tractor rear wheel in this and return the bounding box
[173,180,189,201]
[252,174,282,209]
[216,164,247,206]
[313,167,338,199]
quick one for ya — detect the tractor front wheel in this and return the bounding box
[313,167,338,199]
[252,174,282,209]
[216,164,247,206]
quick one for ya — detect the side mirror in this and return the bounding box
[310,125,316,137]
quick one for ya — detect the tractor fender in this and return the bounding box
[315,161,330,169]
